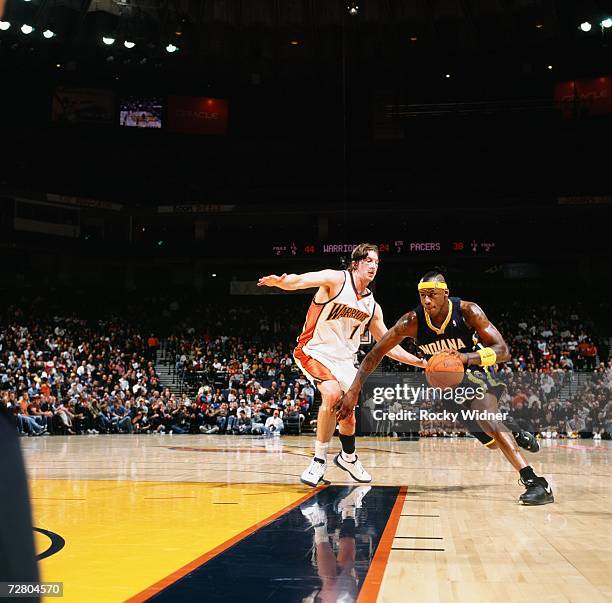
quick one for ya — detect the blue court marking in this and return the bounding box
[149,485,399,602]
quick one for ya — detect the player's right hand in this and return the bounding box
[335,389,359,421]
[257,273,287,287]
[446,349,469,365]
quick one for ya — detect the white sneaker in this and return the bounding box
[300,458,327,487]
[300,500,327,528]
[334,453,372,483]
[335,485,372,523]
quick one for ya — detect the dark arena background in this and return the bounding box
[0,1,611,602]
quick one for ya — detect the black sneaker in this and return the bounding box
[519,477,554,505]
[514,430,540,453]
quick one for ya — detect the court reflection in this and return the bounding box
[151,486,399,602]
[300,485,375,603]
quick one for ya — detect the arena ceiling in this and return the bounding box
[1,0,611,206]
[3,0,612,71]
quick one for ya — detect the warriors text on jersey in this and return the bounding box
[295,271,376,365]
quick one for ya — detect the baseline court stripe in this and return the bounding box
[391,547,445,551]
[394,536,443,540]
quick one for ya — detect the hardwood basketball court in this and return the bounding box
[21,434,611,602]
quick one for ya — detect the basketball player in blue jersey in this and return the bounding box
[258,244,426,487]
[337,270,554,505]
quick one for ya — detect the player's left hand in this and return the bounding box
[335,389,358,421]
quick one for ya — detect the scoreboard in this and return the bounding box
[271,240,497,256]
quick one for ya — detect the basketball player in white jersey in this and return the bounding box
[258,243,425,486]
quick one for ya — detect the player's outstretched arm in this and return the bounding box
[456,301,510,366]
[336,312,416,420]
[257,269,343,291]
[369,305,426,369]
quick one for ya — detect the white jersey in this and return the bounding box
[296,271,376,364]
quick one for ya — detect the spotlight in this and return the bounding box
[123,40,135,49]
[547,64,553,70]
[602,18,612,29]
[165,43,178,53]
[579,21,592,32]
[42,29,55,39]
[211,273,217,278]
[0,21,10,31]
[290,40,299,45]
[102,36,115,45]
[21,24,34,34]
[174,16,187,37]
[347,2,359,16]
[445,73,451,78]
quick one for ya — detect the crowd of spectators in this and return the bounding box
[1,297,610,439]
[409,303,611,439]
[412,364,611,440]
[0,303,165,436]
[502,366,611,438]
[0,299,316,437]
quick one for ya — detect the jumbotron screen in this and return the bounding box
[119,97,163,129]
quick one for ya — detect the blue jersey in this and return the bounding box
[414,296,476,359]
[414,296,504,397]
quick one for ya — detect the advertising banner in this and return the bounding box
[52,87,115,125]
[167,96,228,135]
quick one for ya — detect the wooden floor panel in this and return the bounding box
[20,434,612,602]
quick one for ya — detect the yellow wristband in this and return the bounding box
[477,347,497,367]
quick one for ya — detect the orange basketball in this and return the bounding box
[425,351,465,389]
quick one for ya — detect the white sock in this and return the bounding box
[314,525,328,544]
[314,440,329,463]
[341,450,356,462]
